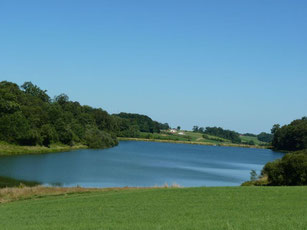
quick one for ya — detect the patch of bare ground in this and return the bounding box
[0,183,183,204]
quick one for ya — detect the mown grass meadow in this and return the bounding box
[0,186,306,230]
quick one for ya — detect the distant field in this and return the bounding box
[140,131,233,144]
[135,131,268,148]
[0,132,268,157]
[0,186,306,230]
[240,135,266,145]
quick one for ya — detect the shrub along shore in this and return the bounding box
[242,117,307,186]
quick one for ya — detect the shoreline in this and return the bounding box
[0,137,269,157]
[0,142,88,157]
[0,184,181,204]
[0,184,304,204]
[118,137,269,149]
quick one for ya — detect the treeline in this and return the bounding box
[255,132,272,143]
[271,118,307,151]
[250,117,307,186]
[193,126,272,144]
[114,113,169,137]
[204,127,241,143]
[0,81,168,149]
[193,126,241,144]
[241,132,272,143]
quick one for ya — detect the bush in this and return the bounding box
[250,169,258,181]
[17,129,41,146]
[0,81,132,149]
[248,140,255,145]
[257,132,273,143]
[85,129,118,149]
[204,127,241,143]
[40,124,58,147]
[262,151,307,185]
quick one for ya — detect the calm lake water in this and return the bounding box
[0,141,283,187]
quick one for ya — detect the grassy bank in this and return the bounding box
[0,141,87,156]
[0,186,306,229]
[119,137,268,149]
[0,176,40,189]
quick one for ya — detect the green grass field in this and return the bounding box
[139,130,234,144]
[240,135,266,145]
[0,186,306,230]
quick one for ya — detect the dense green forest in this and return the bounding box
[271,118,307,151]
[114,113,169,137]
[0,81,168,149]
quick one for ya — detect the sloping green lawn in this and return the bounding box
[0,186,306,230]
[136,131,269,148]
[240,135,266,145]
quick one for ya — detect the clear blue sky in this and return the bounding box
[1,0,306,133]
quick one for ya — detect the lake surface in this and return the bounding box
[0,141,283,187]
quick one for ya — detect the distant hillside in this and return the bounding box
[241,133,273,144]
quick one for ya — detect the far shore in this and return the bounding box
[0,137,269,157]
[118,137,269,149]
